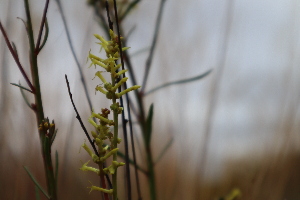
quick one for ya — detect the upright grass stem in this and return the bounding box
[65,75,110,200]
[111,81,119,200]
[103,2,157,198]
[122,31,157,200]
[25,0,57,199]
[1,0,57,199]
[111,72,119,200]
[112,1,132,198]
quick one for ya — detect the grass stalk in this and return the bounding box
[25,0,57,198]
[65,75,111,200]
[1,0,57,199]
[111,74,119,200]
[112,1,132,198]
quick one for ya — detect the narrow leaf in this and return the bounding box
[145,69,212,96]
[38,18,49,52]
[126,25,136,40]
[11,83,32,93]
[17,17,28,31]
[104,142,147,174]
[35,185,41,200]
[23,166,51,199]
[130,47,150,57]
[117,151,147,174]
[145,104,154,145]
[13,82,32,110]
[55,150,59,189]
[50,129,57,145]
[155,137,174,164]
[11,42,19,60]
[119,0,141,21]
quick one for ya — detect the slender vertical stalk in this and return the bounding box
[24,0,57,199]
[66,75,111,199]
[121,31,156,200]
[111,73,119,200]
[113,1,132,199]
[146,143,156,200]
[99,164,110,200]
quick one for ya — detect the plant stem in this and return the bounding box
[122,33,157,200]
[146,144,156,200]
[113,1,132,198]
[0,22,34,92]
[91,2,158,198]
[24,0,57,199]
[111,73,119,200]
[99,164,109,200]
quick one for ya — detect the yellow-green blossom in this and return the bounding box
[81,30,140,199]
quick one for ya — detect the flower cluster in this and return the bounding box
[80,30,140,196]
[38,118,57,145]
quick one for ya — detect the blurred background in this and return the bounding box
[0,0,300,199]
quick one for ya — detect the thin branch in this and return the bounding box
[127,94,142,199]
[120,19,157,200]
[120,28,138,87]
[38,18,49,52]
[10,83,33,93]
[113,1,133,199]
[0,21,35,92]
[55,0,94,114]
[19,82,34,110]
[145,69,212,96]
[141,0,167,93]
[35,0,50,52]
[24,1,57,199]
[119,0,141,22]
[65,75,99,157]
[65,75,112,189]
[24,166,51,199]
[105,0,114,30]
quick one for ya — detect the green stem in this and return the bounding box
[111,74,119,200]
[122,35,157,200]
[146,144,156,200]
[24,0,57,199]
[121,28,157,200]
[99,163,109,200]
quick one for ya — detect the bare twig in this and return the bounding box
[35,0,50,52]
[65,75,99,156]
[65,75,113,191]
[112,1,133,199]
[0,21,34,92]
[105,0,114,30]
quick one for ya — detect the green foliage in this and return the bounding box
[23,166,50,199]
